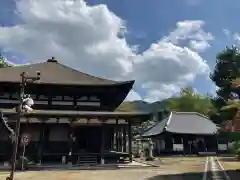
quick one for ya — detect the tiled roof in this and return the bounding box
[142,112,218,137]
[0,58,134,86]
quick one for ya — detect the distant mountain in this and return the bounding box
[117,99,171,112]
[116,99,172,135]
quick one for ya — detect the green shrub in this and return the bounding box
[15,156,35,170]
[236,148,240,160]
[229,141,240,160]
[229,141,240,154]
[15,156,29,170]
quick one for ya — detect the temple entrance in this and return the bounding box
[204,136,217,152]
[73,126,102,153]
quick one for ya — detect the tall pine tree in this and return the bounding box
[210,46,240,124]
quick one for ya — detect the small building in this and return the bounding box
[0,58,152,165]
[141,112,220,155]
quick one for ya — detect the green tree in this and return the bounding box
[116,102,137,112]
[222,99,240,111]
[166,87,213,116]
[221,99,240,122]
[210,46,240,124]
[0,54,11,68]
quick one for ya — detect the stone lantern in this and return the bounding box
[146,139,154,161]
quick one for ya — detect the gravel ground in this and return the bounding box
[0,169,205,180]
[0,157,207,180]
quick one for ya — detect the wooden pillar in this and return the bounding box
[37,122,46,164]
[123,125,127,152]
[121,125,124,152]
[110,126,114,150]
[100,119,106,164]
[128,121,132,162]
[68,119,75,165]
[116,119,119,152]
[113,126,116,151]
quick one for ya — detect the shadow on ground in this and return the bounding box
[148,169,240,180]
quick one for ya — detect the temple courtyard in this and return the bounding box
[1,156,239,180]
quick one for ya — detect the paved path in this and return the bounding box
[204,156,231,180]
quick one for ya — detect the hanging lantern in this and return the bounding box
[22,94,34,113]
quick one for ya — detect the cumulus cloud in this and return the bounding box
[223,29,240,43]
[0,0,212,102]
[125,90,142,101]
[162,20,213,50]
[189,40,210,52]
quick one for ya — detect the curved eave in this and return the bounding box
[114,80,135,102]
[0,80,135,87]
[102,80,134,110]
[115,80,135,94]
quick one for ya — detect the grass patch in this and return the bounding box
[218,156,240,170]
[220,162,240,170]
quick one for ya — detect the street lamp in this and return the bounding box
[7,71,40,180]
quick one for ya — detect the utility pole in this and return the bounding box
[7,71,40,180]
[9,72,25,180]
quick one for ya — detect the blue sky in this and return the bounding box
[87,0,240,94]
[0,0,239,101]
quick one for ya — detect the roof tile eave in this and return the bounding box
[58,62,117,84]
[166,129,217,135]
[0,61,135,86]
[173,111,210,119]
[0,79,134,86]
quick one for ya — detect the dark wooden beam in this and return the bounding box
[116,119,119,152]
[128,121,132,162]
[100,119,106,164]
[37,122,46,164]
[123,125,126,152]
[68,119,74,165]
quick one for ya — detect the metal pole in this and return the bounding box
[9,72,25,180]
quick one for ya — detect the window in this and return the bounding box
[173,136,183,144]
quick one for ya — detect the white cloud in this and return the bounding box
[223,29,240,43]
[223,29,231,37]
[125,90,142,101]
[162,20,214,51]
[233,33,240,41]
[189,40,210,52]
[133,20,211,102]
[0,0,212,102]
